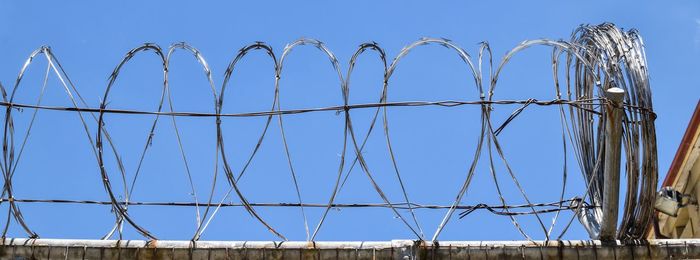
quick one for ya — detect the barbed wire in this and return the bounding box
[0,23,656,242]
[0,198,596,212]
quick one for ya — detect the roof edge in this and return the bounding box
[663,99,700,187]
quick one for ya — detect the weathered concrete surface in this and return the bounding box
[1,238,700,259]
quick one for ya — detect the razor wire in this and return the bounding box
[0,23,657,242]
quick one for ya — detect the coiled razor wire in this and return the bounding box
[0,23,657,241]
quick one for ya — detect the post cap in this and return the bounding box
[605,87,625,102]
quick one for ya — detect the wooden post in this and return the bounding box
[599,87,625,241]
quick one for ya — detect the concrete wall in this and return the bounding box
[2,238,700,259]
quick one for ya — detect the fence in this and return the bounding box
[0,23,656,242]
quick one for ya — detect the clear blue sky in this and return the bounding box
[0,1,698,241]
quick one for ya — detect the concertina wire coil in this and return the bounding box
[0,23,657,242]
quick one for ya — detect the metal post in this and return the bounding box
[599,87,625,241]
